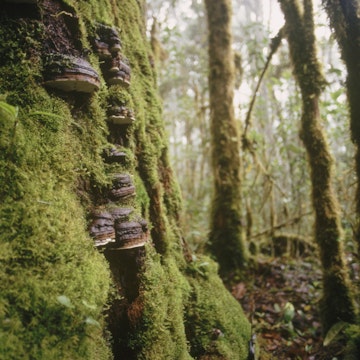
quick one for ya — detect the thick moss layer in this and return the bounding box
[125,250,251,360]
[0,83,111,360]
[0,7,111,360]
[0,1,251,359]
[185,256,251,359]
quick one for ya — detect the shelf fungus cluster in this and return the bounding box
[103,146,127,164]
[88,24,146,251]
[109,174,136,201]
[115,220,148,250]
[90,207,148,249]
[107,103,135,125]
[90,211,116,247]
[93,23,122,59]
[106,55,131,86]
[43,54,100,93]
[93,23,131,88]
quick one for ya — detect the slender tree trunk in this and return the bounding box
[322,0,360,256]
[278,0,356,334]
[204,0,248,275]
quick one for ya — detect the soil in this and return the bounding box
[230,255,359,359]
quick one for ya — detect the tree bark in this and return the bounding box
[278,0,356,334]
[322,0,360,257]
[205,0,248,274]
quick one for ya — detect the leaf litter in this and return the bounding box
[230,256,355,359]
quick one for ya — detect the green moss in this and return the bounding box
[185,255,251,359]
[127,251,251,360]
[0,13,112,358]
[205,0,248,273]
[1,1,251,359]
[126,247,192,359]
[344,324,360,360]
[279,0,356,335]
[0,99,111,359]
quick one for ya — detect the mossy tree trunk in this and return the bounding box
[204,0,248,275]
[322,0,360,257]
[0,1,251,359]
[278,0,356,334]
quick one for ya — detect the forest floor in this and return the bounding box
[230,254,359,360]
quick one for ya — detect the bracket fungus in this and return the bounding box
[103,146,127,163]
[109,174,135,201]
[114,219,148,249]
[43,54,100,93]
[105,55,131,87]
[89,210,116,247]
[94,39,112,59]
[107,105,135,125]
[110,207,133,221]
[93,23,122,59]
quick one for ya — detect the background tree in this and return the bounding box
[278,0,356,333]
[322,0,360,256]
[204,0,248,274]
[148,0,213,251]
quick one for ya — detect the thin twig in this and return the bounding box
[243,26,285,138]
[249,211,313,239]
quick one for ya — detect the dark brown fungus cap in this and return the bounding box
[43,54,100,93]
[103,146,127,163]
[93,39,111,59]
[112,174,132,186]
[113,220,148,249]
[110,185,136,200]
[106,56,131,87]
[93,23,122,56]
[89,211,115,247]
[110,207,133,220]
[109,174,135,200]
[108,105,135,125]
